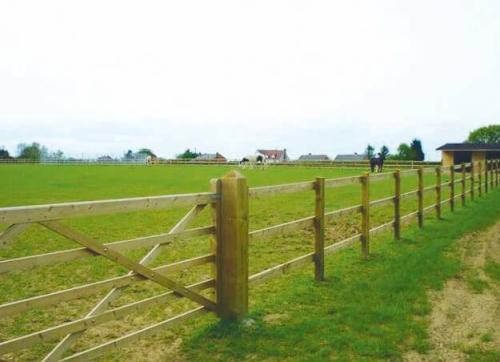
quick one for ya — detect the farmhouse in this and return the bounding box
[298,153,330,161]
[334,153,367,162]
[436,143,500,170]
[194,152,227,162]
[257,149,289,162]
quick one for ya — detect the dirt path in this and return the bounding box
[405,221,500,361]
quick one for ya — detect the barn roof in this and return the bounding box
[334,154,367,161]
[298,154,330,161]
[195,152,226,160]
[436,143,500,151]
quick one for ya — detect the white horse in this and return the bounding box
[239,154,267,169]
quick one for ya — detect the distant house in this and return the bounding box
[257,149,289,163]
[436,143,500,171]
[194,152,227,162]
[334,153,368,162]
[97,155,114,163]
[298,153,330,161]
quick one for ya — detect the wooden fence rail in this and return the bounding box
[0,160,498,360]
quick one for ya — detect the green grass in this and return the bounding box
[184,190,500,361]
[484,261,500,281]
[0,164,493,360]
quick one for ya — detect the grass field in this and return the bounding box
[0,164,487,361]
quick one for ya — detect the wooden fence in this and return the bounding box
[0,158,439,169]
[0,160,498,360]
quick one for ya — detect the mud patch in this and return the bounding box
[405,221,500,361]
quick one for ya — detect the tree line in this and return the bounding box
[1,125,497,161]
[365,139,425,161]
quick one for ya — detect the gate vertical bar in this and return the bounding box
[314,177,325,281]
[214,171,248,320]
[393,170,401,240]
[478,162,482,197]
[417,166,424,227]
[470,162,475,201]
[360,174,370,258]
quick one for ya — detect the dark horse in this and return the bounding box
[370,153,385,173]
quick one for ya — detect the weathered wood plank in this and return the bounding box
[40,221,217,311]
[0,279,213,354]
[369,196,394,207]
[0,254,214,316]
[325,205,361,221]
[215,171,249,320]
[324,175,359,188]
[394,170,401,240]
[0,223,29,247]
[249,181,314,197]
[248,252,315,286]
[400,190,418,199]
[42,203,208,362]
[60,307,207,361]
[314,177,325,281]
[417,167,424,228]
[360,174,370,258]
[324,234,361,255]
[249,216,315,241]
[0,226,213,274]
[0,193,214,224]
[435,167,442,219]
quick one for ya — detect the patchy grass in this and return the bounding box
[184,190,500,361]
[484,261,500,281]
[0,164,486,360]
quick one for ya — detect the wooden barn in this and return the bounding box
[436,143,500,170]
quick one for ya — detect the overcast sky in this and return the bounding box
[1,0,499,160]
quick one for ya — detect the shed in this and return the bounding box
[194,152,227,162]
[436,143,500,171]
[334,153,367,162]
[298,153,330,161]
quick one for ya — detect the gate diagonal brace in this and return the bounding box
[40,221,217,311]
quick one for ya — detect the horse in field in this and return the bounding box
[370,153,385,173]
[240,155,265,168]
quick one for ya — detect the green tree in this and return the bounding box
[466,124,500,143]
[124,150,134,160]
[0,148,11,159]
[396,143,412,160]
[365,144,375,159]
[410,139,425,161]
[17,142,47,161]
[48,150,65,161]
[380,145,389,159]
[177,149,199,160]
[137,148,157,157]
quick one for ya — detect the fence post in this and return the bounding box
[435,167,441,219]
[490,160,494,189]
[494,159,498,187]
[485,160,489,194]
[213,171,249,320]
[417,166,424,227]
[360,173,370,258]
[314,177,325,281]
[478,161,482,197]
[393,170,401,240]
[470,162,475,201]
[449,165,455,212]
[461,163,466,206]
